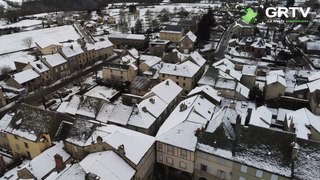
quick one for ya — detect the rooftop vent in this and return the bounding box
[149,98,155,104]
[142,106,147,112]
[179,103,187,112]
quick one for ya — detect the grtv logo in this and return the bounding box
[265,7,311,18]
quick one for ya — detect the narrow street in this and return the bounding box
[214,22,235,59]
[0,55,118,117]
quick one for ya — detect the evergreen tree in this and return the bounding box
[135,19,143,34]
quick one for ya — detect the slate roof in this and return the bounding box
[5,103,74,141]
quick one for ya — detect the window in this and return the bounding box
[271,174,278,180]
[256,170,263,178]
[159,154,163,162]
[157,142,162,151]
[179,161,187,169]
[183,82,185,87]
[240,165,248,173]
[181,149,187,159]
[184,77,186,80]
[176,82,179,85]
[167,145,173,154]
[200,164,207,172]
[24,142,29,149]
[217,170,226,179]
[166,157,173,164]
[176,76,179,79]
[162,74,165,78]
[217,157,226,165]
[239,177,245,180]
[26,151,31,159]
[14,135,18,140]
[15,144,20,150]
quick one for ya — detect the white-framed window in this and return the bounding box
[217,170,226,179]
[200,164,207,172]
[217,157,226,165]
[157,142,162,151]
[256,170,263,178]
[158,154,163,162]
[271,174,278,180]
[179,161,187,169]
[166,157,173,164]
[240,165,248,173]
[181,149,187,159]
[167,145,173,154]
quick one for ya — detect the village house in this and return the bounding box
[159,61,203,94]
[35,42,62,55]
[156,95,217,179]
[22,61,51,85]
[179,31,197,54]
[5,69,41,92]
[149,39,170,56]
[42,53,70,81]
[0,114,13,150]
[264,73,287,101]
[102,63,138,85]
[160,25,184,43]
[241,65,257,89]
[162,49,186,64]
[285,108,320,141]
[127,79,183,135]
[232,21,253,37]
[3,104,73,159]
[60,44,85,72]
[17,142,71,179]
[64,122,156,180]
[130,76,159,96]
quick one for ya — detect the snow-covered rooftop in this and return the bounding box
[156,95,215,151]
[159,61,200,78]
[12,69,40,84]
[79,150,135,180]
[188,85,221,103]
[266,74,287,87]
[43,53,67,67]
[249,106,272,129]
[0,25,81,55]
[20,142,70,179]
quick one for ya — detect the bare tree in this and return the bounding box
[22,37,33,49]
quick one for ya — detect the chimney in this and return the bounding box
[70,45,74,50]
[291,142,299,160]
[54,154,66,172]
[117,144,125,157]
[165,80,169,86]
[230,100,236,108]
[179,103,187,112]
[244,108,253,126]
[86,173,100,180]
[174,66,177,71]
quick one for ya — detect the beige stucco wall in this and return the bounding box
[7,133,51,159]
[103,66,137,83]
[194,151,233,180]
[156,142,195,174]
[265,83,285,101]
[160,32,183,43]
[232,162,290,180]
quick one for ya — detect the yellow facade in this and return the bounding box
[7,133,51,159]
[160,31,183,43]
[156,142,195,174]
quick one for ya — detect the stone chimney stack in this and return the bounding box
[117,144,126,157]
[54,154,66,172]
